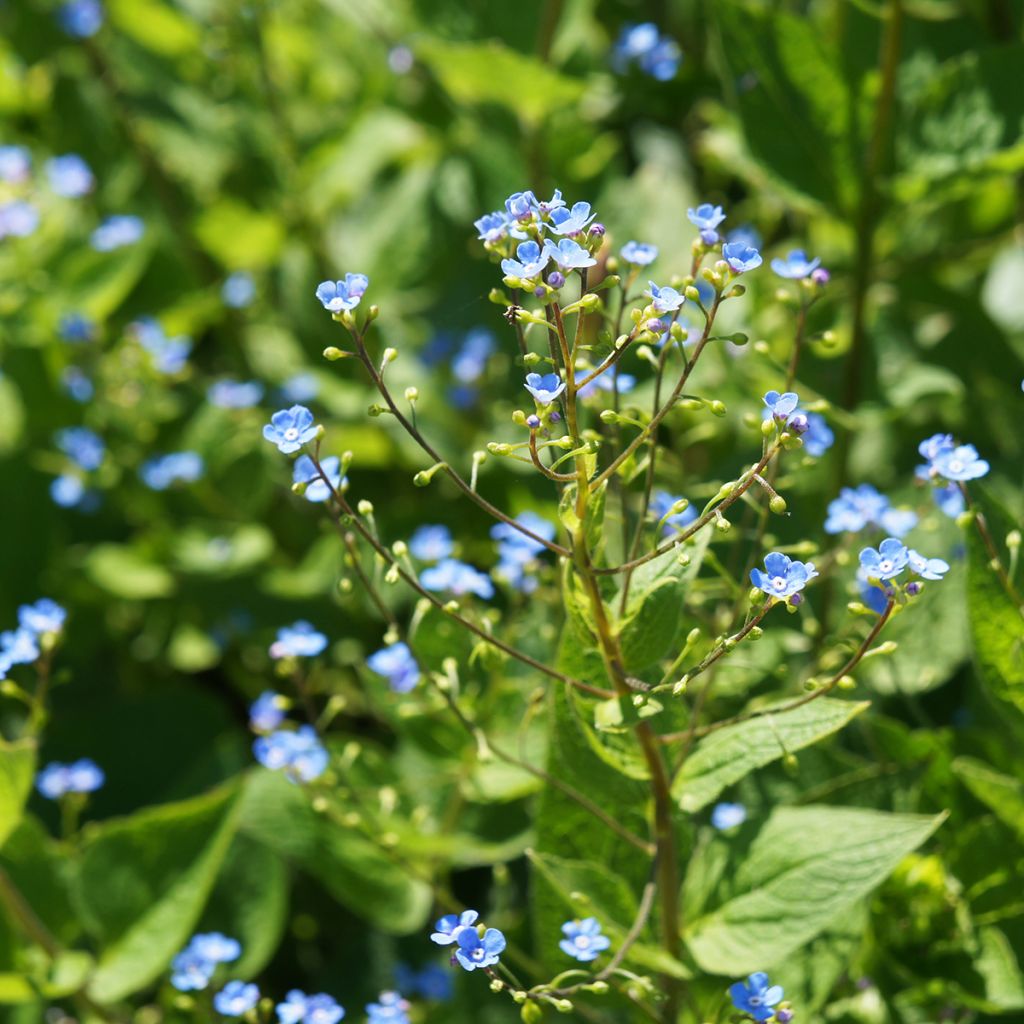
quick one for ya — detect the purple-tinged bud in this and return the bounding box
[589,223,605,237]
[646,318,666,334]
[548,271,565,289]
[906,581,922,596]
[787,413,809,435]
[788,593,804,607]
[526,414,541,429]
[700,228,719,246]
[533,285,546,298]
[549,411,561,423]
[811,267,830,286]
[776,1011,794,1023]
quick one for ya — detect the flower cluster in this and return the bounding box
[421,558,494,599]
[858,537,949,613]
[1,598,64,680]
[170,933,241,992]
[366,991,411,1024]
[825,484,917,537]
[276,990,345,1023]
[36,759,104,800]
[140,452,204,491]
[430,910,507,972]
[253,725,329,784]
[611,23,682,80]
[492,512,555,593]
[367,642,421,693]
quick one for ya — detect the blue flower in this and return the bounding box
[933,484,964,519]
[35,759,104,799]
[492,514,555,557]
[276,991,345,1024]
[315,273,368,313]
[908,550,950,580]
[620,241,658,266]
[878,507,918,537]
[729,972,784,1022]
[711,802,747,830]
[500,240,549,279]
[58,0,103,36]
[59,312,95,343]
[140,452,203,490]
[722,242,762,273]
[559,918,610,962]
[56,427,105,471]
[367,642,421,694]
[451,328,495,383]
[824,484,914,536]
[932,443,989,482]
[263,405,319,454]
[548,202,595,236]
[170,948,215,992]
[918,432,954,465]
[859,538,909,581]
[762,390,799,421]
[18,599,66,636]
[62,368,94,403]
[254,726,329,783]
[394,963,452,1001]
[190,934,241,964]
[771,249,821,279]
[505,190,539,220]
[542,238,597,270]
[420,559,495,599]
[47,154,94,197]
[281,373,319,404]
[612,24,681,80]
[222,271,256,309]
[214,981,260,1017]
[271,621,328,659]
[250,691,288,733]
[409,524,453,562]
[646,281,685,313]
[0,201,40,238]
[577,370,637,400]
[431,909,479,946]
[727,225,762,250]
[688,203,726,232]
[650,491,697,535]
[750,552,818,600]
[366,991,410,1024]
[455,927,506,972]
[0,145,30,183]
[640,36,682,80]
[130,317,191,373]
[857,568,891,615]
[1,628,40,666]
[50,474,87,508]
[524,372,566,405]
[292,454,343,502]
[474,210,510,244]
[802,412,834,457]
[208,379,264,409]
[90,215,144,251]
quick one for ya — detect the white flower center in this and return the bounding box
[472,948,484,960]
[948,459,963,473]
[574,935,591,949]
[879,560,893,573]
[771,576,787,591]
[284,427,299,441]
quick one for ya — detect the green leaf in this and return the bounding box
[76,782,242,1003]
[673,698,870,812]
[84,544,176,601]
[0,738,35,851]
[952,757,1024,843]
[193,199,285,271]
[973,926,1024,1011]
[108,0,201,56]
[685,805,944,974]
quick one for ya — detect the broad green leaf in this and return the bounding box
[0,738,35,851]
[952,757,1024,843]
[673,698,870,812]
[685,805,944,973]
[108,0,201,56]
[973,926,1024,1011]
[50,244,152,322]
[76,783,242,1003]
[84,544,176,601]
[194,200,285,271]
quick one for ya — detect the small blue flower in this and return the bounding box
[431,909,479,946]
[280,373,319,404]
[771,249,821,279]
[722,242,762,273]
[492,513,555,559]
[501,240,550,279]
[505,190,539,220]
[908,550,950,580]
[824,484,900,535]
[409,525,453,562]
[729,972,784,1022]
[878,507,918,538]
[750,552,818,600]
[577,370,637,400]
[394,963,452,1001]
[253,726,328,783]
[276,991,345,1024]
[420,558,495,600]
[688,203,726,232]
[933,484,964,519]
[1,628,40,666]
[222,271,256,309]
[727,225,763,250]
[367,642,421,694]
[640,36,682,80]
[451,328,495,383]
[46,154,94,197]
[857,567,891,615]
[612,24,681,80]
[762,390,799,421]
[190,934,241,964]
[620,241,658,266]
[0,201,40,239]
[918,432,954,465]
[542,237,597,270]
[58,0,103,36]
[140,452,203,490]
[90,215,144,251]
[802,412,834,457]
[250,691,288,733]
[646,281,685,313]
[474,210,510,244]
[18,599,66,636]
[271,621,328,659]
[650,491,697,535]
[57,427,105,471]
[711,802,747,830]
[170,948,215,992]
[59,312,96,343]
[932,444,989,482]
[130,317,191,373]
[859,538,909,582]
[208,379,264,409]
[50,474,87,509]
[263,405,318,454]
[0,145,31,183]
[292,454,343,502]
[455,927,506,972]
[524,372,566,405]
[366,991,410,1024]
[214,981,260,1017]
[35,759,104,800]
[62,368,94,403]
[559,918,610,962]
[315,273,368,313]
[548,202,595,236]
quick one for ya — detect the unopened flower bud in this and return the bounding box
[906,581,922,596]
[726,284,746,297]
[548,271,565,288]
[366,304,380,322]
[709,400,727,417]
[589,223,605,237]
[787,413,809,435]
[646,318,666,334]
[684,285,701,303]
[382,347,397,364]
[323,346,345,361]
[788,592,803,607]
[526,414,541,428]
[533,285,546,298]
[553,999,574,1013]
[700,228,719,246]
[811,268,830,286]
[769,495,788,515]
[392,540,408,558]
[489,287,510,306]
[405,386,418,402]
[837,675,856,690]
[550,411,561,423]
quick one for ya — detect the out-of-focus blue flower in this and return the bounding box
[860,538,909,582]
[421,558,494,599]
[824,484,914,536]
[253,726,329,783]
[208,379,264,409]
[214,981,260,1017]
[292,454,342,502]
[409,524,453,562]
[688,203,726,233]
[726,225,762,250]
[802,412,834,457]
[491,513,554,594]
[170,948,215,992]
[933,484,964,519]
[58,0,103,36]
[1,628,39,666]
[932,443,989,482]
[47,154,94,197]
[577,369,637,400]
[524,372,566,405]
[878,507,918,537]
[50,474,88,508]
[729,972,784,1022]
[367,642,420,694]
[388,45,414,74]
[559,918,610,962]
[276,991,346,1024]
[18,599,66,636]
[711,802,747,829]
[640,36,682,80]
[263,405,318,454]
[917,432,954,469]
[620,241,658,266]
[646,281,684,313]
[316,273,368,313]
[0,201,40,238]
[140,452,203,490]
[190,934,241,964]
[366,992,410,1024]
[270,621,327,659]
[770,249,821,279]
[35,759,104,799]
[908,550,950,580]
[505,190,539,220]
[62,367,94,403]
[611,23,681,80]
[722,242,762,273]
[394,963,452,1002]
[451,328,494,383]
[548,202,595,236]
[130,317,191,373]
[0,145,31,183]
[543,237,597,270]
[279,373,319,404]
[501,240,549,279]
[57,427,104,471]
[750,552,818,600]
[857,567,891,615]
[431,909,478,946]
[650,491,696,535]
[250,691,288,733]
[90,215,143,251]
[222,271,255,309]
[762,390,799,421]
[455,927,506,972]
[59,312,96,343]
[474,210,510,244]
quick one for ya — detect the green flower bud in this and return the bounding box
[404,386,418,402]
[489,287,510,306]
[323,346,346,361]
[520,1001,543,1023]
[709,399,727,416]
[769,495,788,515]
[382,347,398,364]
[357,499,374,515]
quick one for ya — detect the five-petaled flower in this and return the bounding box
[770,249,821,279]
[687,203,726,232]
[646,281,685,313]
[367,642,421,693]
[860,538,909,582]
[932,443,989,482]
[455,927,507,972]
[214,981,260,1017]
[729,972,784,1022]
[559,918,611,962]
[430,910,479,946]
[621,241,658,266]
[908,550,950,580]
[548,202,595,236]
[750,552,818,600]
[542,237,597,270]
[722,242,763,273]
[501,241,549,280]
[316,273,369,313]
[264,406,319,454]
[524,372,566,405]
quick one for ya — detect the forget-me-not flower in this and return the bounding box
[56,427,104,471]
[770,249,821,279]
[222,271,256,309]
[366,991,410,1024]
[367,642,420,694]
[409,524,453,562]
[688,203,726,232]
[711,802,747,830]
[208,379,264,409]
[650,491,697,535]
[474,210,510,244]
[620,241,658,266]
[1,628,40,666]
[18,599,66,636]
[762,390,800,423]
[316,273,368,313]
[932,443,989,482]
[270,621,327,659]
[524,372,566,405]
[140,452,203,490]
[47,154,94,197]
[250,691,288,733]
[292,454,343,503]
[501,240,549,279]
[254,726,329,783]
[729,972,784,1022]
[263,405,318,454]
[802,412,834,457]
[90,215,143,251]
[431,909,478,946]
[214,981,260,1017]
[0,201,40,238]
[750,552,818,600]
[59,312,95,343]
[420,559,494,600]
[908,550,950,580]
[35,759,104,799]
[860,538,909,581]
[933,484,964,519]
[722,242,762,273]
[0,145,31,183]
[542,237,597,270]
[548,202,595,236]
[62,368,94,403]
[646,281,684,313]
[276,990,345,1024]
[824,484,915,537]
[455,927,506,972]
[58,0,103,36]
[559,918,610,962]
